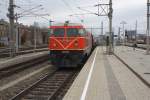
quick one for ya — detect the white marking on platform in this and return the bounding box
[80,48,98,100]
[0,65,50,91]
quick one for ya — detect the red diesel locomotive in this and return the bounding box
[49,22,93,67]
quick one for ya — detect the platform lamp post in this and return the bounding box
[120,21,127,45]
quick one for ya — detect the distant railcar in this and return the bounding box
[49,22,93,67]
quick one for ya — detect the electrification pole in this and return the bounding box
[34,22,37,52]
[108,0,113,54]
[146,0,150,54]
[8,0,15,57]
[15,14,19,53]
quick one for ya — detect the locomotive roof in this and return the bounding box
[52,23,83,26]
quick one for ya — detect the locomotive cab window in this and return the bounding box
[79,29,86,36]
[67,28,86,36]
[51,28,64,37]
[67,28,79,37]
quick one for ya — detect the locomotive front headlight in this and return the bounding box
[53,43,57,47]
[74,41,78,47]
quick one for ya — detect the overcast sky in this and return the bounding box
[0,0,147,35]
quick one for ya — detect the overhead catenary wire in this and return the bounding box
[16,0,51,21]
[60,0,83,22]
[16,5,43,16]
[16,6,50,21]
[15,0,49,15]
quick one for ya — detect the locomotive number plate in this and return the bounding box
[62,51,69,53]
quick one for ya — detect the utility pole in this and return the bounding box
[8,0,15,57]
[146,0,150,54]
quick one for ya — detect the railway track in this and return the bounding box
[0,47,92,99]
[0,55,49,80]
[0,46,48,58]
[10,68,81,100]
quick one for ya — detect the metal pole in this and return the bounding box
[135,20,137,44]
[8,0,15,57]
[91,27,93,34]
[101,21,104,46]
[15,15,19,53]
[118,27,121,43]
[146,0,150,54]
[108,0,113,54]
[48,20,54,36]
[123,23,125,45]
[101,21,103,35]
[49,20,52,36]
[120,21,127,45]
[34,22,37,52]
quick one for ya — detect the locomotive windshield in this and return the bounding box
[67,28,79,36]
[51,28,86,37]
[67,28,85,37]
[52,28,64,37]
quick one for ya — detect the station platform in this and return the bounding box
[114,46,150,85]
[0,51,49,70]
[63,46,150,100]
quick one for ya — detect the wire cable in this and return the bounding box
[60,0,82,22]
